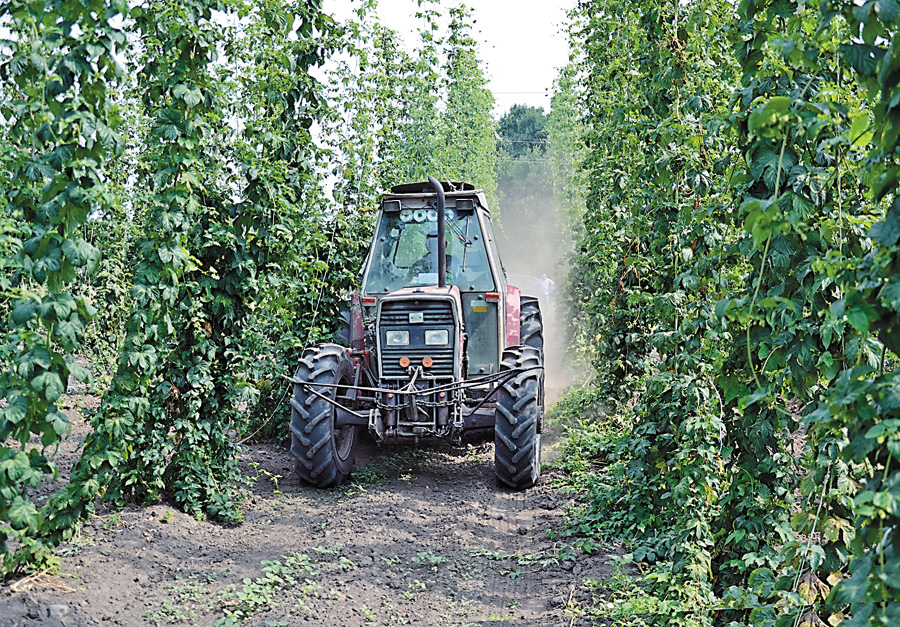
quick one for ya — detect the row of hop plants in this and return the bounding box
[0,0,498,577]
[559,0,900,625]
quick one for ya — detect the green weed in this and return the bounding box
[213,553,318,624]
[411,550,447,571]
[361,603,376,622]
[146,574,217,626]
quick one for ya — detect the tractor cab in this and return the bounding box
[360,182,507,377]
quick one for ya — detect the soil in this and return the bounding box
[1,392,618,627]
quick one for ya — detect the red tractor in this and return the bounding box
[289,178,544,490]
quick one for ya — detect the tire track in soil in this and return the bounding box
[1,404,617,627]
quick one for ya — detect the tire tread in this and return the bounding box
[494,345,543,490]
[289,343,356,488]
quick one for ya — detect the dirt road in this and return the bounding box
[1,397,615,627]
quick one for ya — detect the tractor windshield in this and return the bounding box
[364,208,496,294]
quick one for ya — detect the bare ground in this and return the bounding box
[1,393,617,627]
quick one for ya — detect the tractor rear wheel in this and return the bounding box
[494,346,542,490]
[290,343,357,488]
[520,296,544,358]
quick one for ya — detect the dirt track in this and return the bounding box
[1,394,616,627]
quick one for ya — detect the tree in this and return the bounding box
[498,104,548,159]
[494,105,556,278]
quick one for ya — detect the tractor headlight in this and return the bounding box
[425,329,449,345]
[385,330,410,346]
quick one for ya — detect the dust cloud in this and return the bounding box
[494,188,579,406]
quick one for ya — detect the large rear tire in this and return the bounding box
[520,296,545,417]
[290,343,357,488]
[520,296,544,359]
[494,346,543,490]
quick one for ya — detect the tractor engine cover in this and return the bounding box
[375,288,462,381]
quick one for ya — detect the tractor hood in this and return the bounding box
[375,286,463,380]
[384,285,462,308]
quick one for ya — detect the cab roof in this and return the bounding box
[389,181,474,194]
[383,181,489,213]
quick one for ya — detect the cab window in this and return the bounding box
[364,207,495,293]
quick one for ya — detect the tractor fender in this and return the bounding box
[505,284,521,348]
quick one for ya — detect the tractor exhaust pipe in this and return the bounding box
[427,175,447,288]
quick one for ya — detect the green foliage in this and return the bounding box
[88,0,247,525]
[322,1,496,211]
[77,76,147,388]
[204,0,360,445]
[0,0,346,574]
[219,553,318,623]
[438,4,497,202]
[561,0,900,624]
[547,64,586,229]
[564,6,739,618]
[0,0,126,574]
[495,104,556,263]
[498,105,548,159]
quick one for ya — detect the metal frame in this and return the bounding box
[288,365,542,430]
[359,191,500,299]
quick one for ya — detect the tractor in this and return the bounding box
[289,177,544,490]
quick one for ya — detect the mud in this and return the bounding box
[1,396,617,627]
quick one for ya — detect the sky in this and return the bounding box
[324,0,576,118]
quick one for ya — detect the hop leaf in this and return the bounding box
[31,371,65,403]
[7,495,39,532]
[152,108,183,140]
[876,0,900,24]
[748,96,793,139]
[173,83,203,107]
[841,43,885,77]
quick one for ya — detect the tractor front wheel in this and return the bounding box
[290,343,357,488]
[494,346,543,490]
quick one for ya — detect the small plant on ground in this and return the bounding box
[400,579,427,603]
[215,553,318,624]
[411,550,447,571]
[146,574,218,627]
[102,513,123,530]
[381,555,402,569]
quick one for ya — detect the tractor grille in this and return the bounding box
[380,348,455,378]
[379,299,456,379]
[379,302,455,326]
